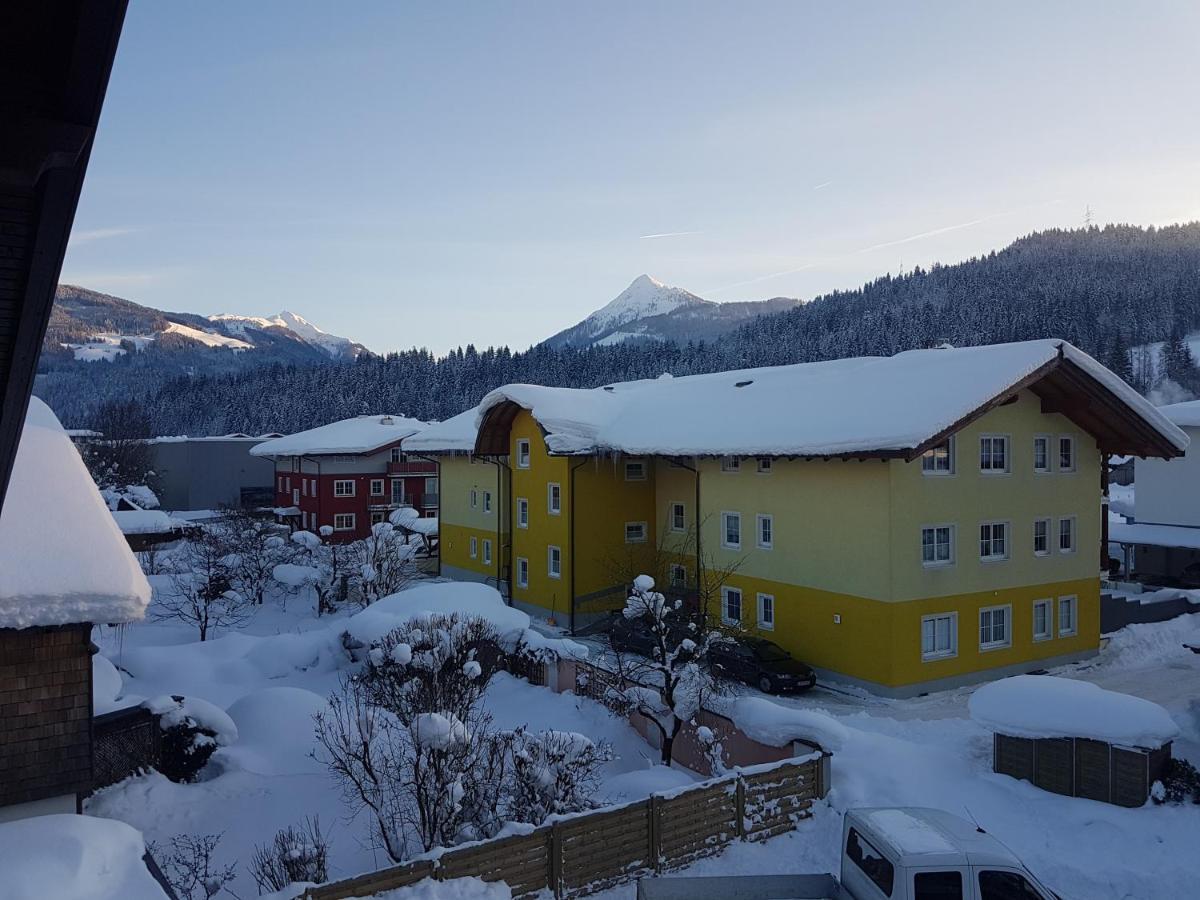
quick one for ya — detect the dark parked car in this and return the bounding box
[707,637,816,694]
[606,613,693,659]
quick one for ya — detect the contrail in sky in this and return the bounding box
[812,181,834,190]
[69,227,136,244]
[638,230,703,240]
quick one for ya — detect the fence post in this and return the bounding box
[550,820,563,899]
[817,751,832,799]
[735,775,746,840]
[648,795,661,873]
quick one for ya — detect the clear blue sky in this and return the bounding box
[63,1,1200,354]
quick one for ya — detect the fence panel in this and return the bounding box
[558,800,653,894]
[742,759,818,841]
[1033,737,1074,796]
[438,827,552,898]
[92,706,161,791]
[305,860,435,900]
[657,780,739,869]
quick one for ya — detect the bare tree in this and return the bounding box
[158,530,253,641]
[149,833,236,900]
[218,509,293,606]
[249,816,329,894]
[284,528,350,616]
[349,522,418,606]
[81,399,160,503]
[505,728,611,824]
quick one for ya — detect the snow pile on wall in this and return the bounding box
[0,814,168,900]
[725,696,848,751]
[968,675,1179,748]
[0,397,150,629]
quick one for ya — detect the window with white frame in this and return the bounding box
[516,557,529,588]
[979,605,1011,650]
[483,491,492,513]
[516,439,531,468]
[548,483,561,515]
[517,498,529,528]
[720,456,740,473]
[334,479,355,497]
[757,593,775,630]
[470,489,478,508]
[370,511,386,525]
[979,521,1009,561]
[482,539,492,565]
[548,545,562,579]
[424,477,438,497]
[625,521,647,543]
[301,479,307,497]
[1033,518,1051,556]
[921,613,957,660]
[721,511,741,549]
[469,536,477,558]
[670,563,687,588]
[301,511,308,528]
[390,447,402,463]
[1058,435,1076,472]
[921,437,954,475]
[1033,599,1052,641]
[757,457,772,474]
[1058,595,1077,636]
[979,435,1009,473]
[722,586,742,624]
[624,460,646,481]
[285,476,291,491]
[1033,435,1051,473]
[1058,516,1076,553]
[921,525,954,566]
[757,514,773,549]
[292,488,300,504]
[670,501,685,532]
[370,479,384,496]
[334,513,356,531]
[278,476,284,492]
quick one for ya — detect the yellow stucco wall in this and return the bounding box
[436,455,507,584]
[509,411,571,620]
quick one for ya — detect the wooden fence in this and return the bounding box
[303,754,827,900]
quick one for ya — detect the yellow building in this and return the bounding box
[416,340,1185,696]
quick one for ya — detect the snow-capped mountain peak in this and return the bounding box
[589,274,709,329]
[208,310,365,357]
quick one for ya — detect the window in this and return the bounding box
[913,870,963,899]
[483,491,492,513]
[624,460,646,481]
[470,489,478,508]
[980,435,1010,473]
[757,457,772,474]
[979,605,1011,650]
[390,447,402,463]
[979,870,1047,900]
[720,456,740,473]
[302,479,307,497]
[548,545,562,579]
[548,482,562,515]
[301,511,308,528]
[516,557,529,588]
[625,521,647,543]
[1033,518,1050,556]
[1058,516,1076,553]
[334,479,355,497]
[285,476,291,491]
[922,525,954,566]
[922,612,957,660]
[311,478,317,495]
[516,439,531,468]
[1058,435,1076,472]
[424,477,438,497]
[370,478,384,496]
[517,498,529,528]
[757,514,773,549]
[979,521,1009,561]
[333,513,355,531]
[845,828,894,896]
[292,488,300,505]
[722,586,742,624]
[1058,595,1077,636]
[482,539,492,565]
[721,511,741,549]
[1033,435,1051,473]
[757,593,775,630]
[278,476,284,492]
[921,436,955,475]
[1033,599,1052,641]
[670,563,687,588]
[391,480,404,504]
[670,501,685,532]
[469,536,478,558]
[370,511,386,525]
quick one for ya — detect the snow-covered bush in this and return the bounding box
[249,816,329,894]
[149,833,236,900]
[213,509,293,607]
[147,695,237,783]
[348,522,419,606]
[505,728,612,824]
[1152,758,1200,805]
[157,529,253,641]
[284,529,351,616]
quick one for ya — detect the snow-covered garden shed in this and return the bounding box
[0,399,150,822]
[969,675,1178,807]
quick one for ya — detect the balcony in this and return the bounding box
[387,460,437,476]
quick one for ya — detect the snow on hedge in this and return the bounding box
[725,696,848,752]
[968,675,1180,749]
[145,694,239,745]
[0,814,168,900]
[250,414,427,458]
[0,398,150,629]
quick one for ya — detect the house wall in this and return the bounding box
[439,454,508,587]
[151,439,275,511]
[1136,424,1200,526]
[509,411,571,622]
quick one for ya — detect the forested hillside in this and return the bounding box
[39,224,1200,434]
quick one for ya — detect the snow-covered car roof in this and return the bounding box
[0,398,150,629]
[849,807,1023,870]
[476,340,1187,459]
[403,406,480,453]
[249,414,428,457]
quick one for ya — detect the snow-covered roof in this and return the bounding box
[110,509,188,536]
[404,406,480,453]
[0,398,150,629]
[968,674,1179,748]
[476,340,1187,458]
[1109,521,1200,550]
[1156,398,1200,428]
[249,414,428,457]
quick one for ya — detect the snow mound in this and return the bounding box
[0,814,168,900]
[601,765,696,803]
[345,582,531,648]
[221,687,328,776]
[726,696,848,751]
[93,654,124,715]
[145,695,239,745]
[968,675,1180,748]
[374,876,511,899]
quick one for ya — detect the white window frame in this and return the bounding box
[548,482,562,515]
[482,539,492,566]
[921,436,955,476]
[483,490,492,514]
[301,479,307,497]
[979,520,1010,562]
[1058,434,1076,473]
[516,497,529,528]
[979,434,1011,475]
[669,563,687,588]
[1033,434,1051,474]
[333,512,356,532]
[548,545,562,579]
[370,478,384,497]
[757,593,775,631]
[334,479,355,497]
[1058,516,1077,554]
[624,521,648,544]
[670,501,686,532]
[720,456,740,473]
[756,513,773,550]
[516,439,531,469]
[390,447,402,463]
[921,524,955,567]
[721,586,742,625]
[1058,594,1078,636]
[624,460,647,481]
[516,556,529,588]
[979,604,1012,651]
[470,489,478,509]
[469,536,478,559]
[292,488,300,505]
[1033,598,1053,641]
[721,511,741,550]
[1033,517,1051,557]
[921,612,958,661]
[757,457,772,474]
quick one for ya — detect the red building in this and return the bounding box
[251,414,437,542]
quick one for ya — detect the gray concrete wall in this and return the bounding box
[151,439,275,511]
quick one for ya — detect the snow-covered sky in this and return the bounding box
[63,1,1200,354]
